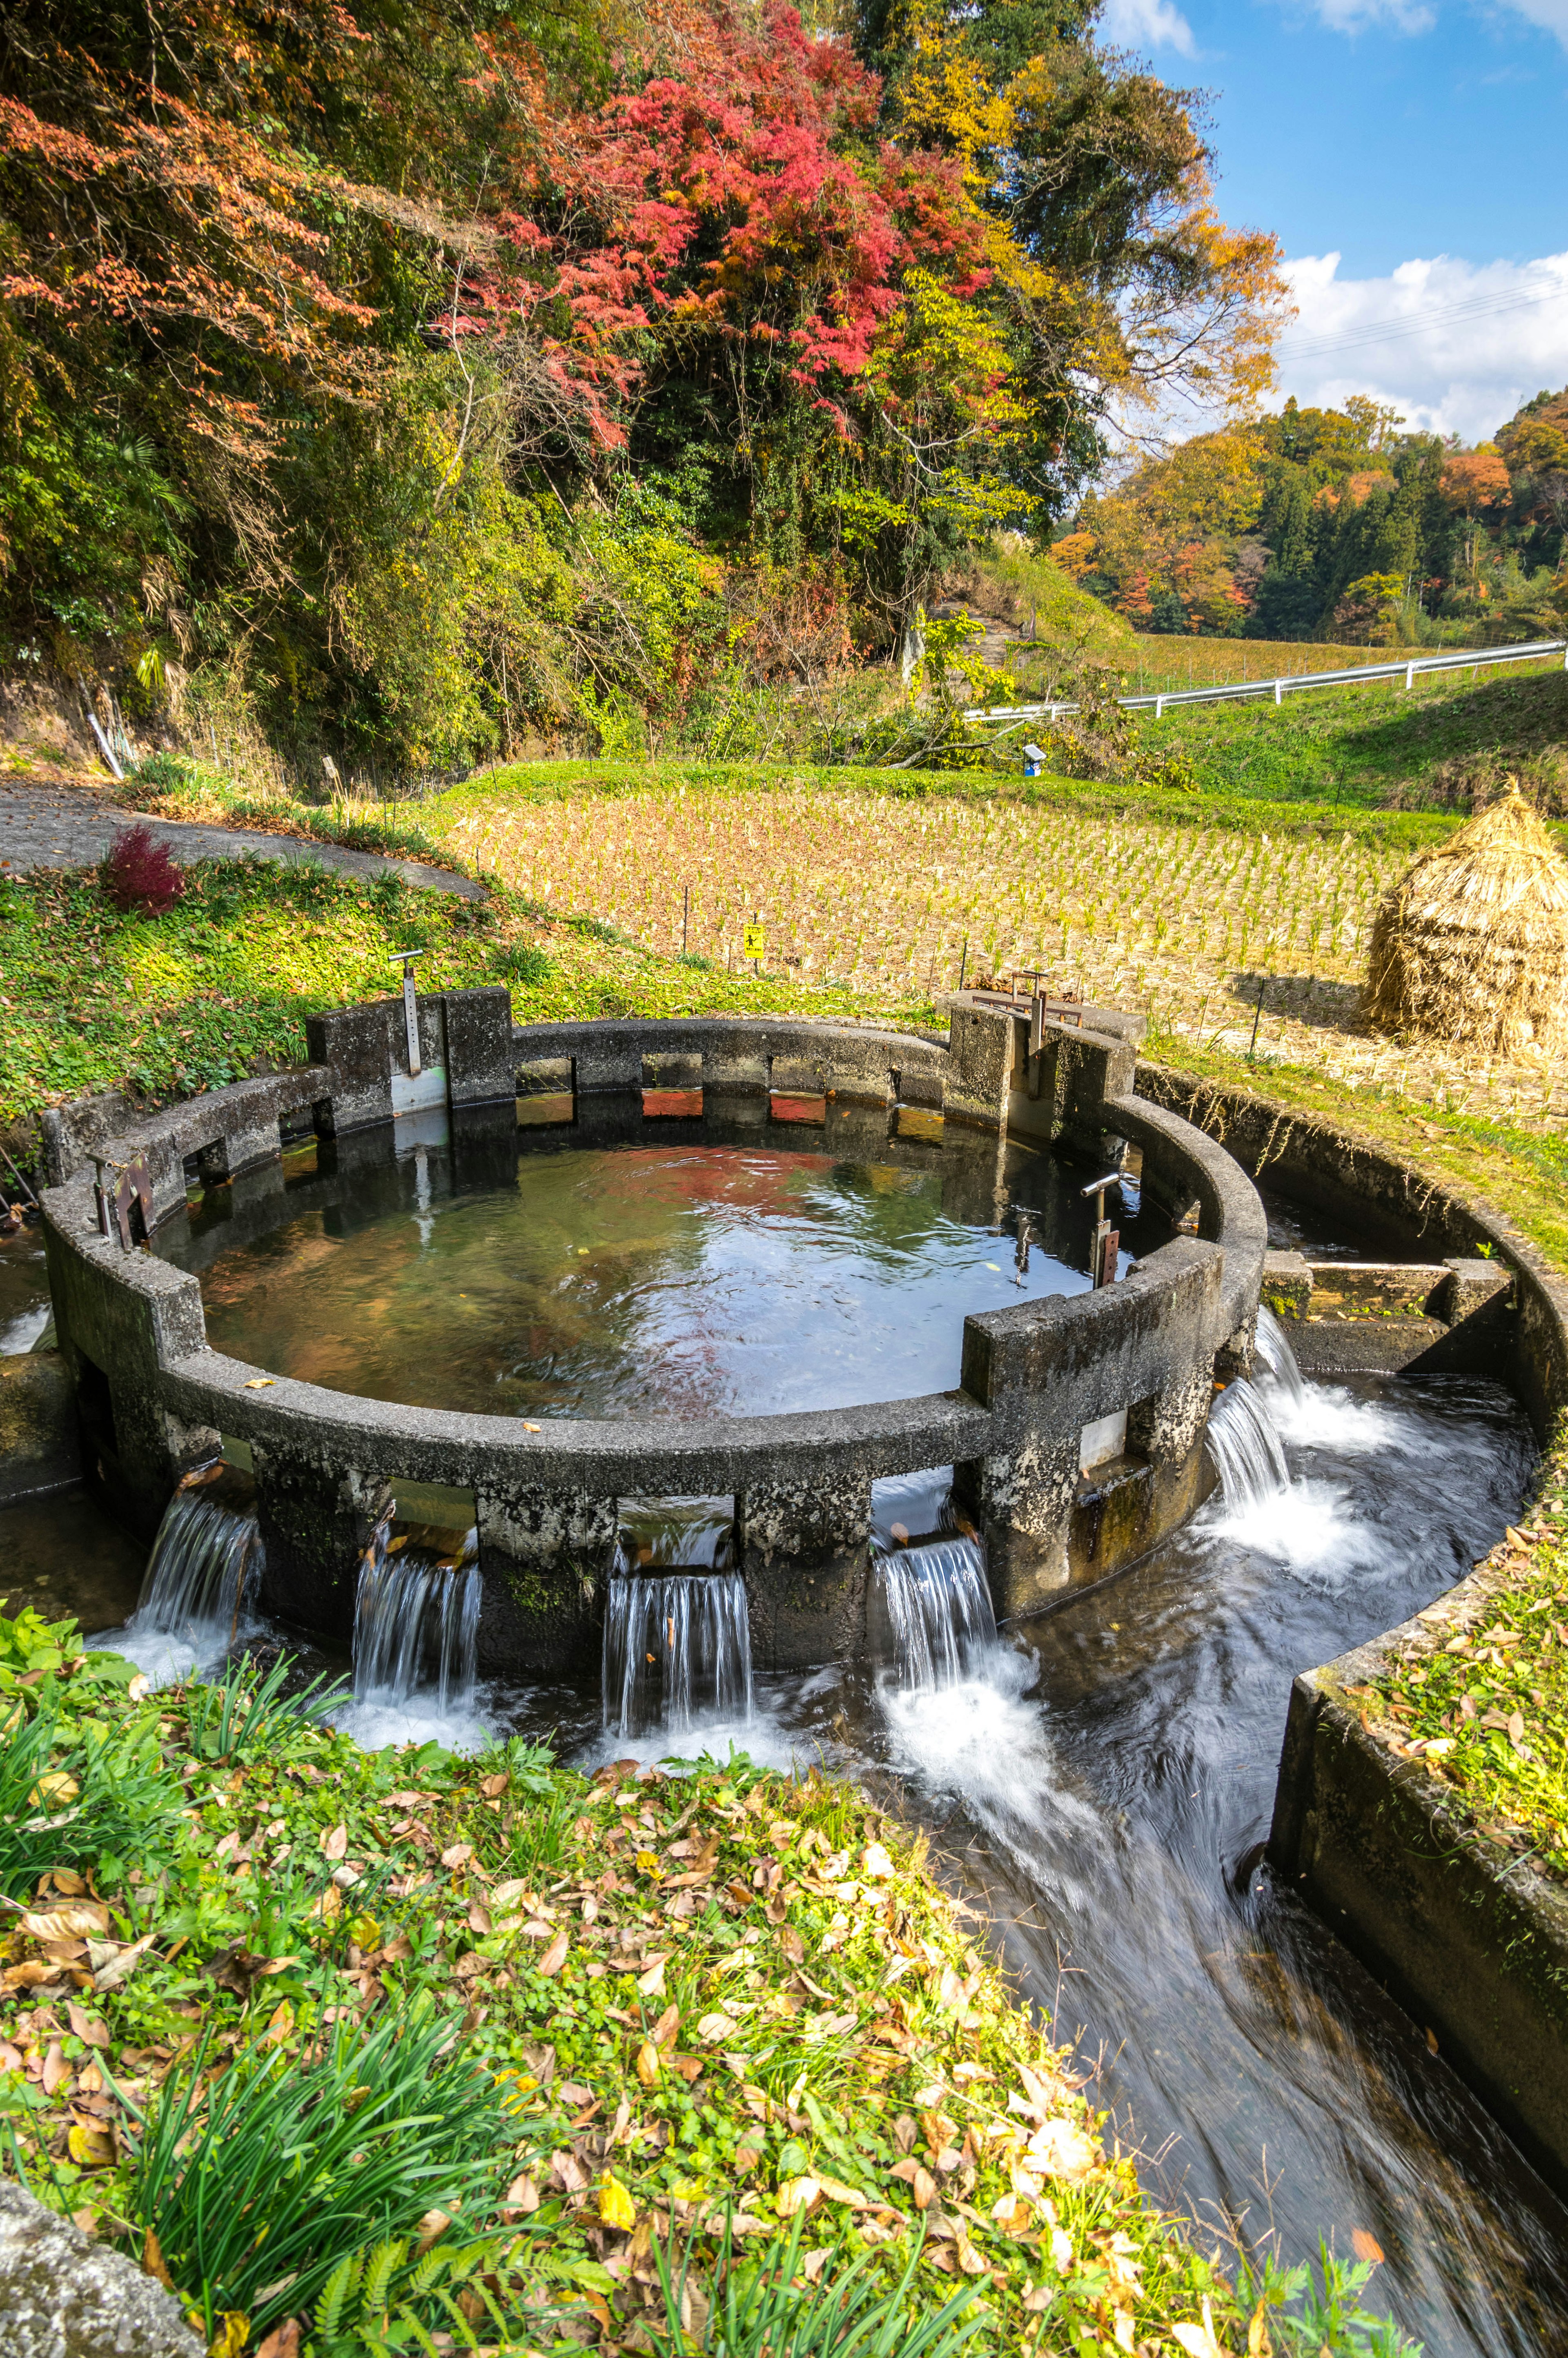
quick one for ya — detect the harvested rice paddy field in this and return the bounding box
[427,749,1567,1133]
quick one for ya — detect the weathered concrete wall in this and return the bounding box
[34,998,1267,1670]
[958,1238,1227,1615]
[1138,1063,1567,1441]
[1272,1619,1568,2207]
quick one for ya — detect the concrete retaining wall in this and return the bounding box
[36,995,1267,1671]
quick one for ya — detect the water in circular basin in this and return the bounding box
[156,1100,1166,1419]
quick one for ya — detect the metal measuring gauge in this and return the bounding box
[389,949,423,1075]
[1080,1170,1123,1290]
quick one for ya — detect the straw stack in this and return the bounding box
[1364,783,1568,1055]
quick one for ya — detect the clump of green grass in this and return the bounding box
[494,940,556,986]
[181,1652,347,1766]
[118,1999,526,2340]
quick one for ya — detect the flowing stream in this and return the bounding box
[557,1361,1561,2355]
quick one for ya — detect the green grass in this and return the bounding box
[427,752,1478,851]
[1142,1026,1568,1281]
[1136,660,1568,811]
[0,856,922,1130]
[0,1607,1419,2355]
[1360,1436,1568,1888]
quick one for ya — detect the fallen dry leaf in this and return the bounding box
[320,1824,348,1862]
[537,1925,569,1977]
[20,1902,109,1942]
[1171,2301,1227,2358]
[67,2122,115,2169]
[92,1933,157,1994]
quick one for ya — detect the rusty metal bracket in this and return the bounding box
[91,1153,154,1249]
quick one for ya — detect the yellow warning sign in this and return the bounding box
[742,922,766,961]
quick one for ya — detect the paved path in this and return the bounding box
[0,779,482,899]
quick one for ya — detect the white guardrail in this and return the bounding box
[964,635,1568,726]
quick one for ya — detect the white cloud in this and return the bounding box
[1270,248,1568,441]
[1298,0,1435,29]
[1098,0,1197,55]
[1494,0,1568,42]
[1296,0,1568,41]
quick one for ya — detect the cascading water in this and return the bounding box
[867,1470,998,1693]
[874,1536,997,1691]
[601,1558,753,1739]
[1254,1302,1306,1408]
[91,1473,263,1684]
[1204,1377,1292,1511]
[352,1523,481,1715]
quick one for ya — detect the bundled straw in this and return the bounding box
[1364,784,1568,1055]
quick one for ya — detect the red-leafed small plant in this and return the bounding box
[104,824,186,915]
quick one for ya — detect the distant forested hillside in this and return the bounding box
[1056,390,1568,646]
[0,0,1283,771]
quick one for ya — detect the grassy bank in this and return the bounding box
[0,1608,1409,2355]
[1136,662,1568,810]
[1139,1031,1568,1280]
[0,859,916,1131]
[1144,1035,1568,1900]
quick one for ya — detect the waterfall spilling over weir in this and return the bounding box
[353,1525,481,1713]
[873,1535,997,1691]
[137,1484,261,1634]
[601,1564,753,1739]
[1254,1304,1306,1407]
[1205,1380,1292,1511]
[94,1474,264,1684]
[868,1469,997,1692]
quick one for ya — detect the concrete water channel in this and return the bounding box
[4,982,1566,2352]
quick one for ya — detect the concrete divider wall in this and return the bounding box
[35,992,1267,1671]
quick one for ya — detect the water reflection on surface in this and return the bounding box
[151,1103,1165,1420]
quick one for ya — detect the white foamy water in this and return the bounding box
[330,1692,494,1752]
[581,1706,806,1775]
[87,1481,265,1686]
[1,1303,51,1354]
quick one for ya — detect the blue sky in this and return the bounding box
[1099,0,1568,438]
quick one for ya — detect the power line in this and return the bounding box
[1278,274,1568,362]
